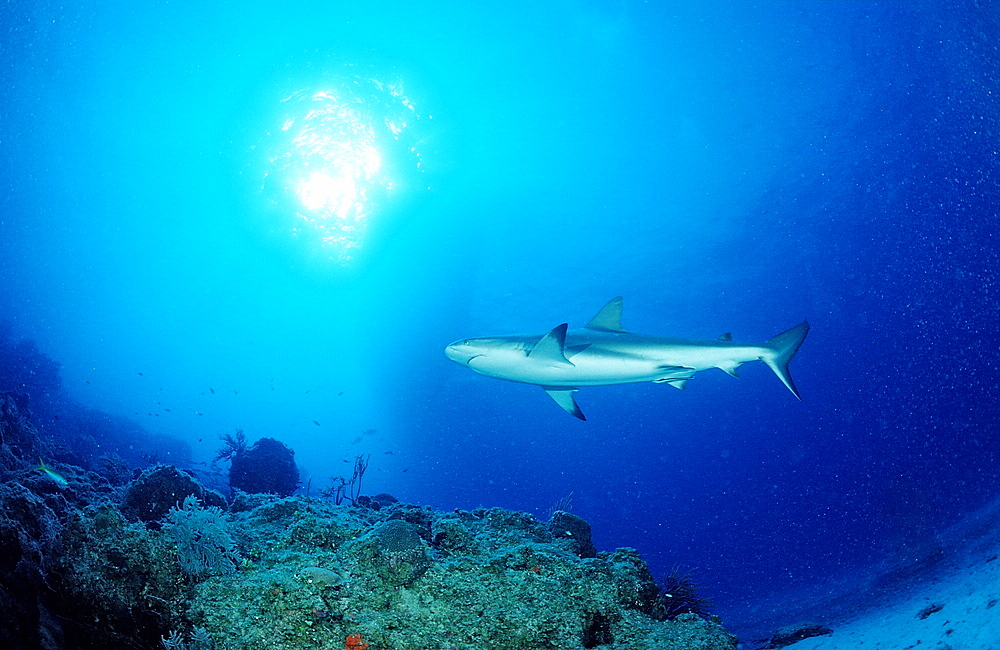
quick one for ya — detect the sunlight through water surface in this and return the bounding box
[259,75,428,264]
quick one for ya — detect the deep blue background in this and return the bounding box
[2,0,998,637]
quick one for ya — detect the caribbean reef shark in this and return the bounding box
[445,297,809,420]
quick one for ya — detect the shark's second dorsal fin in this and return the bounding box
[717,333,732,341]
[530,324,574,366]
[585,296,627,333]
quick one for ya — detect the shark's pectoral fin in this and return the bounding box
[717,332,732,341]
[530,324,575,367]
[542,387,586,420]
[585,297,628,333]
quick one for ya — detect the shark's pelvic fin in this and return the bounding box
[762,320,810,399]
[585,296,627,333]
[530,323,574,367]
[542,386,586,420]
[654,365,696,389]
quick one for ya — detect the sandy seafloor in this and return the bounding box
[743,495,1000,650]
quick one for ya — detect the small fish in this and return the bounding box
[313,421,321,426]
[36,459,68,487]
[210,388,215,394]
[338,391,344,396]
[138,372,143,376]
[401,468,409,473]
[164,408,171,412]
[383,451,393,455]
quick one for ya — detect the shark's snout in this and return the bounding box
[445,340,481,366]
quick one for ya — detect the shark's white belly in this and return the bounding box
[471,353,665,386]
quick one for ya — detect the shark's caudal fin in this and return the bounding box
[761,321,810,399]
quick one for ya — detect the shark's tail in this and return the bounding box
[761,321,810,399]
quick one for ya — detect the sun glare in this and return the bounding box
[259,74,428,264]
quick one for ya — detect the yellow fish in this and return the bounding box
[36,459,68,487]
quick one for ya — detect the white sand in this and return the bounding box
[769,498,1000,650]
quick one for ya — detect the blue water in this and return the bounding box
[2,0,997,639]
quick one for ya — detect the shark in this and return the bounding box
[444,297,809,420]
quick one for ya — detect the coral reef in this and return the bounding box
[226,435,299,497]
[182,500,737,650]
[0,394,738,650]
[122,464,227,524]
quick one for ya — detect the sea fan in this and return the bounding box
[656,566,713,620]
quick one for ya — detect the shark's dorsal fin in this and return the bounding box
[529,324,574,366]
[585,297,627,333]
[717,332,732,341]
[542,386,586,420]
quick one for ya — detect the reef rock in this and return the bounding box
[2,459,739,650]
[764,622,834,648]
[183,501,738,650]
[0,391,39,469]
[122,464,226,524]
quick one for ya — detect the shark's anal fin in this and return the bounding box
[717,360,741,378]
[529,324,574,367]
[585,297,627,333]
[542,387,586,420]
